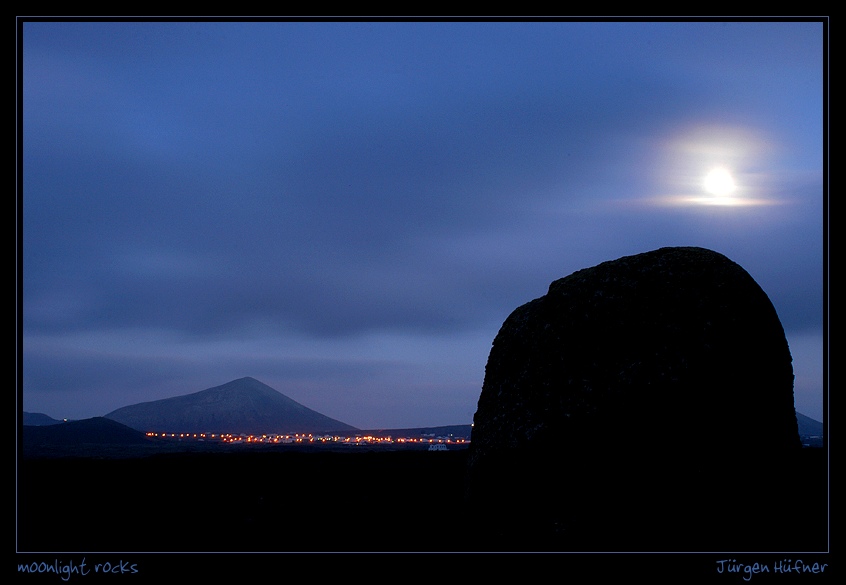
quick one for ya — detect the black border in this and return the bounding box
[15,15,831,582]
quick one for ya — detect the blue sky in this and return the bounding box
[20,19,826,428]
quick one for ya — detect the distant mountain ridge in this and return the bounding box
[23,412,63,426]
[23,388,823,437]
[796,411,823,437]
[361,424,472,438]
[23,417,150,446]
[103,377,358,435]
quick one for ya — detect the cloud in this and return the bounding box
[21,20,824,427]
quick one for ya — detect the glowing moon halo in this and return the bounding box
[651,126,779,208]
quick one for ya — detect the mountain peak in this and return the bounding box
[104,378,358,435]
[231,376,262,384]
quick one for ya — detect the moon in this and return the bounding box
[703,167,737,196]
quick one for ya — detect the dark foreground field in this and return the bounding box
[19,448,473,553]
[18,446,828,554]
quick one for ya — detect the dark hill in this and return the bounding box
[104,377,358,435]
[22,412,63,426]
[796,411,824,447]
[361,424,472,439]
[796,411,823,437]
[23,416,150,446]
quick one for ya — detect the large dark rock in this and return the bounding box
[465,246,802,551]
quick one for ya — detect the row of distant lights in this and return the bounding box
[146,432,316,443]
[145,432,468,445]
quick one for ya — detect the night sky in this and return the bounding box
[20,19,826,429]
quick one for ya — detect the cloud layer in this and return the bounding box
[21,20,825,427]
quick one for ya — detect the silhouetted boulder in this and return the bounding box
[466,247,802,551]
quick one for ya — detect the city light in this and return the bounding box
[143,430,470,448]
